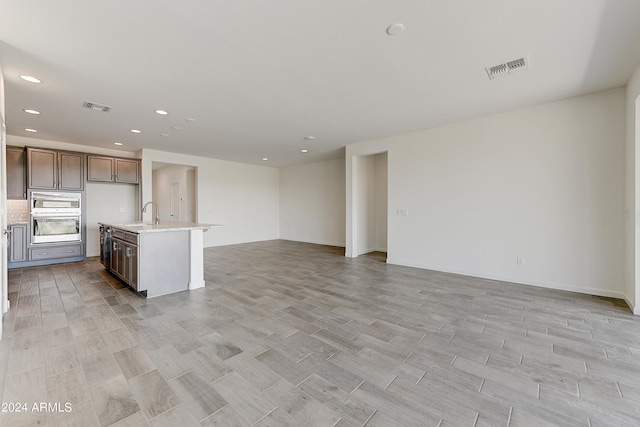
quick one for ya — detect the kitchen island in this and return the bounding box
[98,221,222,298]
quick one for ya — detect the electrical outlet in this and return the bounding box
[119,207,125,213]
[396,209,409,216]
[516,256,525,266]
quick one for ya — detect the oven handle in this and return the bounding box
[31,210,82,217]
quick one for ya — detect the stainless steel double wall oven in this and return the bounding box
[30,191,82,244]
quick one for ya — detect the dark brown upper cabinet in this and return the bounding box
[87,155,139,184]
[27,147,85,191]
[6,146,27,199]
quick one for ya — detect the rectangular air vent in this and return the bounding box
[82,101,112,113]
[486,56,529,80]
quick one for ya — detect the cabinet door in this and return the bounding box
[6,147,26,199]
[124,244,138,290]
[9,224,27,263]
[87,156,114,182]
[111,240,121,276]
[115,159,139,184]
[58,152,85,191]
[118,241,126,278]
[27,148,57,189]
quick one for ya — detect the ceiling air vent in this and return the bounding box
[486,56,529,80]
[82,101,112,113]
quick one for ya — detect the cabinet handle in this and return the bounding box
[41,252,48,255]
[126,247,132,257]
[66,250,73,253]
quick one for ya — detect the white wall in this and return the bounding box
[279,158,345,246]
[627,63,640,312]
[141,149,279,247]
[86,182,138,257]
[152,164,196,222]
[347,88,626,299]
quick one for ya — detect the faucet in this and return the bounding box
[142,201,160,225]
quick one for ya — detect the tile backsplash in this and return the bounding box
[7,199,28,223]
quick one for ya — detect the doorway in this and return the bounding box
[354,152,388,257]
[152,163,197,223]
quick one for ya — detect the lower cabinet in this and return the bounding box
[30,244,83,261]
[9,230,85,267]
[111,231,139,291]
[8,224,28,263]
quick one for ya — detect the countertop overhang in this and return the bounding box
[99,221,223,233]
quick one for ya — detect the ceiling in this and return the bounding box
[1,1,640,168]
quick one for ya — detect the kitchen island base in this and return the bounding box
[138,230,190,298]
[100,221,216,298]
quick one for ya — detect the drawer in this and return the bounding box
[30,244,83,261]
[112,229,139,244]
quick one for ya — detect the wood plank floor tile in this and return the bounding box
[128,369,181,420]
[80,350,122,386]
[113,345,156,380]
[88,374,141,426]
[298,374,376,426]
[263,379,342,426]
[200,404,251,426]
[255,347,313,385]
[212,372,278,425]
[147,403,200,427]
[168,370,227,422]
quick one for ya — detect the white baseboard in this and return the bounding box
[386,257,629,303]
[280,238,346,248]
[624,294,640,315]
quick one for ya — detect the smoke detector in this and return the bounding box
[82,101,112,112]
[486,56,529,80]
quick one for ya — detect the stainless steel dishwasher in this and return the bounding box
[99,224,112,267]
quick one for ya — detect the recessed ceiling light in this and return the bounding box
[262,157,269,161]
[160,133,169,137]
[114,142,124,146]
[386,23,405,36]
[186,118,196,122]
[23,109,40,115]
[171,126,181,130]
[25,128,38,132]
[304,136,315,140]
[20,75,41,84]
[301,149,308,153]
[130,129,141,134]
[155,109,169,115]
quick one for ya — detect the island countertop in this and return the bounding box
[99,221,223,233]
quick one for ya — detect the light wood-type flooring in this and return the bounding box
[1,240,640,426]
